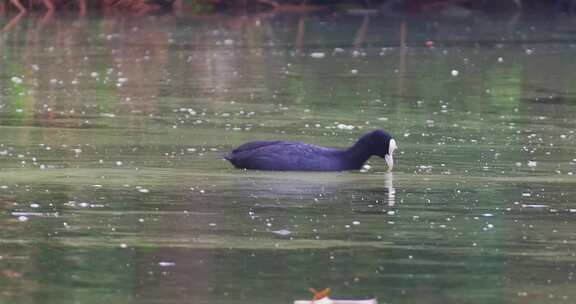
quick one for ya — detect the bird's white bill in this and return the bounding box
[385,154,394,171]
[389,139,398,155]
[386,139,397,171]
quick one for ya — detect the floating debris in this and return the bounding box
[294,288,377,304]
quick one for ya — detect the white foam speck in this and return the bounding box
[272,229,292,236]
[522,204,548,208]
[336,123,354,130]
[310,52,325,59]
[360,164,371,173]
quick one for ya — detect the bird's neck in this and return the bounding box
[343,135,374,168]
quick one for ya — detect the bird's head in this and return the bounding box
[368,129,397,171]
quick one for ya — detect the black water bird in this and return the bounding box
[225,129,397,171]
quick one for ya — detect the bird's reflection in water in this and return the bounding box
[232,172,396,214]
[349,173,396,214]
[385,172,396,206]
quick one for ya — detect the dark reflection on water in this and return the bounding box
[1,11,576,304]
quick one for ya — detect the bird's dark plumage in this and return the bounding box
[225,129,397,171]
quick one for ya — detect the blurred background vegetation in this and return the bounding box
[1,0,576,15]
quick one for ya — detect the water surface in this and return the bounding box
[1,12,576,304]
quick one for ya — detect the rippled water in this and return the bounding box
[1,12,576,304]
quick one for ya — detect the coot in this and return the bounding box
[225,129,397,171]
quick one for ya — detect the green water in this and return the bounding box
[1,12,576,304]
